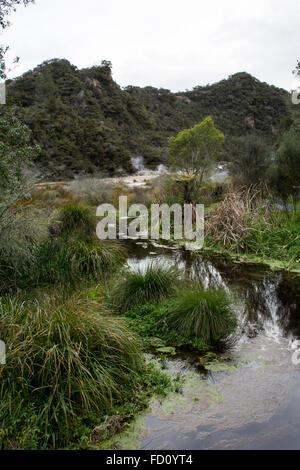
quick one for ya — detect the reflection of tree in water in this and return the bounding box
[277,274,300,337]
[126,240,299,339]
[176,251,295,337]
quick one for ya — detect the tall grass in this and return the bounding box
[162,287,237,346]
[32,238,126,287]
[1,200,126,290]
[206,187,300,265]
[240,207,300,263]
[51,201,97,241]
[206,186,270,249]
[0,293,143,448]
[110,264,181,312]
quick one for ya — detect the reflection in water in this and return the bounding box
[126,239,300,342]
[120,240,300,450]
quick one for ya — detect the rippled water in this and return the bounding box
[117,240,300,450]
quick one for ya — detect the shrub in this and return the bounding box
[271,129,300,206]
[0,209,47,293]
[226,135,272,186]
[110,264,181,312]
[162,287,237,346]
[0,293,143,448]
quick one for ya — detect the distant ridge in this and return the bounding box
[6,59,288,179]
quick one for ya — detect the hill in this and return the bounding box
[6,59,289,178]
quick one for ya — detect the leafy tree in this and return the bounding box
[0,110,40,279]
[0,110,39,224]
[168,116,224,203]
[227,135,272,186]
[271,122,300,207]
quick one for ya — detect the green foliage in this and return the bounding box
[239,209,300,263]
[124,303,209,353]
[52,201,97,241]
[6,63,288,178]
[0,111,41,291]
[0,110,39,195]
[168,117,224,177]
[162,288,237,347]
[0,197,126,291]
[109,264,181,312]
[0,292,144,448]
[206,187,300,266]
[271,123,300,204]
[32,238,126,288]
[227,134,272,186]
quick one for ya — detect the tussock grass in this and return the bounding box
[33,238,126,287]
[110,264,181,312]
[0,292,143,447]
[162,287,237,346]
[51,201,97,241]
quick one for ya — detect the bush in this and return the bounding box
[271,129,300,205]
[109,264,181,312]
[162,287,237,347]
[0,293,143,448]
[226,134,272,186]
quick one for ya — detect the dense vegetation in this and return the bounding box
[5,59,288,178]
[0,0,299,451]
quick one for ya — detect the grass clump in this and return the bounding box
[123,287,237,353]
[51,201,97,241]
[33,238,126,287]
[110,264,181,312]
[0,292,144,448]
[163,287,237,347]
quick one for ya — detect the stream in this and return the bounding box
[111,240,300,450]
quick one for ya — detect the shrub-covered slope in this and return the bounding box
[6,59,288,178]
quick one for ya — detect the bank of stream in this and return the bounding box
[103,240,300,450]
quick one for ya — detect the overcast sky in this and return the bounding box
[1,0,300,91]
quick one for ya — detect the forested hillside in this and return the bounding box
[6,59,289,178]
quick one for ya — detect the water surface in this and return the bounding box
[118,240,300,450]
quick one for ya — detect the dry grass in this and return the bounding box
[206,186,271,249]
